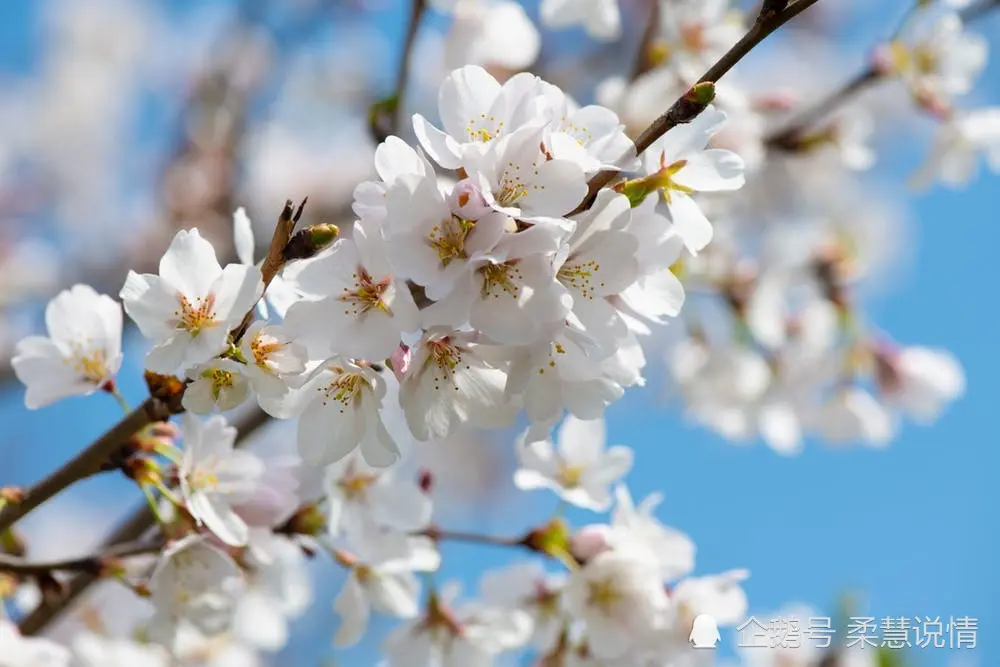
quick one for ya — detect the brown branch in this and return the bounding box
[628,0,662,82]
[231,198,306,343]
[0,395,183,535]
[579,0,823,209]
[17,406,273,636]
[0,538,164,576]
[370,0,427,143]
[421,526,529,549]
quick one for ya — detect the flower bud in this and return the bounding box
[284,223,341,261]
[388,343,412,382]
[568,523,614,561]
[450,179,492,220]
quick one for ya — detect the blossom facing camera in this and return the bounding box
[12,284,123,409]
[120,228,263,374]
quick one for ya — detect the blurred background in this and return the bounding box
[0,0,997,665]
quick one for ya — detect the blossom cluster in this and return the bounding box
[1,0,992,665]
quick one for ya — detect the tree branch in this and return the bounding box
[17,406,273,636]
[0,396,182,535]
[0,538,163,576]
[579,0,823,208]
[369,0,427,143]
[765,0,1000,148]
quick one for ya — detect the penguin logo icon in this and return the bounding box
[689,614,721,649]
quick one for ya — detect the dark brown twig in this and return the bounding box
[0,538,164,576]
[579,0,823,210]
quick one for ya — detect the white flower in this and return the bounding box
[0,618,69,667]
[238,320,308,399]
[326,453,433,538]
[539,0,621,42]
[610,485,695,582]
[231,532,312,652]
[892,11,987,98]
[538,84,637,175]
[911,107,1000,189]
[875,345,965,423]
[399,328,517,441]
[296,358,401,468]
[479,561,566,652]
[179,414,265,547]
[557,190,641,348]
[182,358,251,414]
[284,220,419,362]
[514,415,633,511]
[146,535,246,649]
[672,568,750,629]
[421,223,574,344]
[811,387,895,446]
[561,546,670,660]
[640,106,745,254]
[233,207,300,319]
[68,633,169,667]
[412,65,545,169]
[505,324,628,426]
[120,228,263,373]
[443,0,541,71]
[468,125,588,222]
[383,583,532,667]
[657,0,745,70]
[353,136,435,222]
[12,284,123,409]
[333,532,441,648]
[384,172,508,300]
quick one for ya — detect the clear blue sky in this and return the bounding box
[0,2,997,666]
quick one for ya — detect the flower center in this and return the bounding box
[318,368,369,412]
[496,166,531,207]
[557,259,602,300]
[175,294,218,336]
[250,333,284,372]
[338,473,377,499]
[587,577,623,614]
[465,114,504,143]
[201,367,235,400]
[428,216,475,267]
[557,461,584,488]
[425,338,466,391]
[340,267,393,316]
[70,345,109,384]
[537,341,566,376]
[478,261,522,299]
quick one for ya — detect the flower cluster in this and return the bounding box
[2,0,991,664]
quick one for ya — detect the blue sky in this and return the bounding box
[1,1,998,666]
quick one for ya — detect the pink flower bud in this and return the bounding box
[569,524,613,561]
[450,179,492,220]
[389,343,411,382]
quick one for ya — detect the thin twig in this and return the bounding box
[579,0,823,209]
[765,0,1000,148]
[0,397,180,535]
[421,526,528,549]
[17,406,273,635]
[628,0,662,82]
[0,538,164,576]
[395,0,427,135]
[231,198,305,343]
